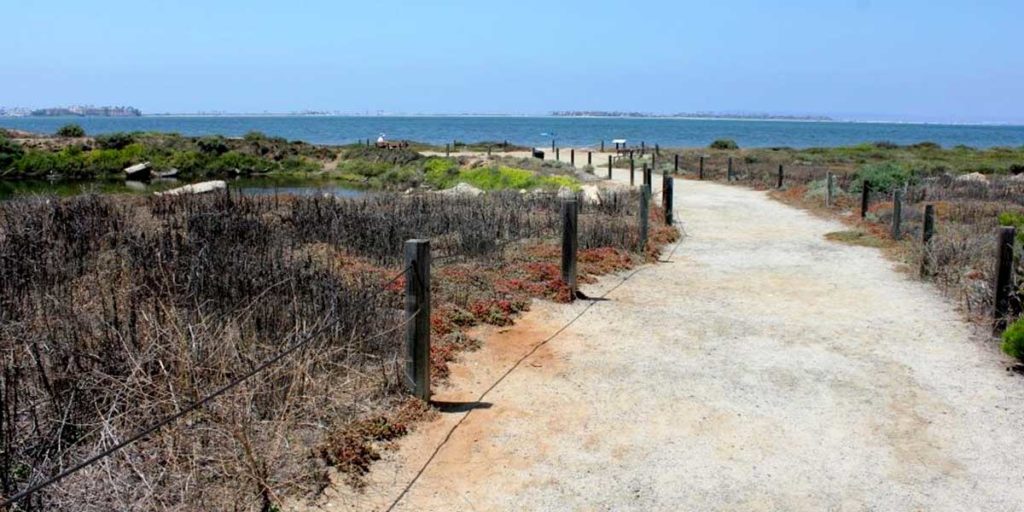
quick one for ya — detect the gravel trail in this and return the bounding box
[314,176,1024,511]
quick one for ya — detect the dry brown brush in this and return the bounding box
[0,188,663,510]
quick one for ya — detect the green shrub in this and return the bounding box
[95,132,136,150]
[338,159,392,178]
[851,163,912,193]
[709,139,738,150]
[209,151,275,175]
[280,156,321,174]
[342,146,421,166]
[423,157,459,188]
[997,211,1024,244]
[1002,317,1024,361]
[197,136,230,156]
[0,136,24,172]
[56,124,86,138]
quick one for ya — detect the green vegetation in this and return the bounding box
[0,135,23,172]
[852,162,913,192]
[997,211,1024,244]
[95,132,136,150]
[710,139,739,150]
[438,166,578,191]
[55,123,85,138]
[781,142,1024,175]
[1002,318,1024,361]
[1,132,325,180]
[418,158,578,191]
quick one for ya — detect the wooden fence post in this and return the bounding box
[641,141,646,156]
[600,140,605,152]
[561,200,578,298]
[487,145,492,156]
[643,163,651,188]
[588,151,592,166]
[608,155,613,179]
[404,239,431,400]
[630,157,636,186]
[826,172,834,207]
[727,157,734,181]
[674,154,679,174]
[552,140,556,151]
[663,176,674,226]
[777,164,784,189]
[892,189,903,240]
[861,181,871,219]
[995,226,1017,332]
[570,149,575,167]
[921,204,935,277]
[699,156,704,180]
[445,143,450,157]
[639,187,650,253]
[655,144,660,156]
[556,147,560,161]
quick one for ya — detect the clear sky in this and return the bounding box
[3,0,1022,123]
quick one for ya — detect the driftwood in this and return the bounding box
[156,180,227,196]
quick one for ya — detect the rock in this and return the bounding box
[156,180,228,196]
[124,161,152,181]
[557,186,576,199]
[580,185,601,203]
[404,188,415,195]
[1009,174,1024,182]
[956,172,988,183]
[439,182,484,197]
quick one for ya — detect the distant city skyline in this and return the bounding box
[4,0,1023,124]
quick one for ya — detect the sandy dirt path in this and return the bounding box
[311,174,1024,511]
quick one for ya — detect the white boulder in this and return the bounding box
[440,182,484,197]
[156,180,228,196]
[956,172,988,183]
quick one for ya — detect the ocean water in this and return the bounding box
[2,116,1024,149]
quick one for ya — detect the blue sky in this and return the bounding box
[3,0,1022,122]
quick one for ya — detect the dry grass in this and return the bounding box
[0,188,673,510]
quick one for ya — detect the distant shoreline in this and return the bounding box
[2,113,1020,128]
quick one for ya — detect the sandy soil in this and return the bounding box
[305,173,1024,511]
